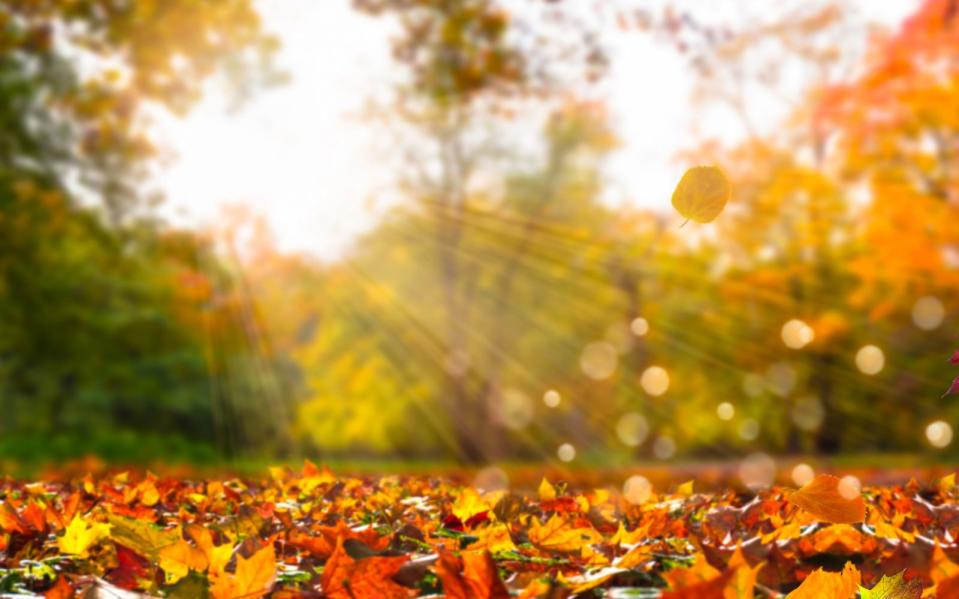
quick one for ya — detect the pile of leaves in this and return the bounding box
[3,463,959,597]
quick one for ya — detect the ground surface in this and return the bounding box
[1,463,957,597]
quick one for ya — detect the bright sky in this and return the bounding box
[152,0,913,259]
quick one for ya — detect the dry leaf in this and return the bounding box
[788,475,866,524]
[786,562,861,599]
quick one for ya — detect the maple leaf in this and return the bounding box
[58,515,111,557]
[321,536,413,599]
[435,548,509,599]
[660,568,736,599]
[785,562,860,599]
[186,524,233,576]
[858,570,921,599]
[929,543,959,585]
[159,538,209,584]
[211,542,276,599]
[788,475,866,524]
[108,544,152,590]
[538,477,557,501]
[0,501,28,535]
[107,514,181,560]
[527,514,601,553]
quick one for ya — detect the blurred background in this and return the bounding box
[1,0,957,473]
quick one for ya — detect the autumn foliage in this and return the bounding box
[2,465,959,597]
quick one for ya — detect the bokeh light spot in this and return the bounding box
[616,412,649,447]
[913,296,945,330]
[630,317,649,336]
[543,389,561,408]
[838,475,861,500]
[580,342,618,380]
[738,418,760,441]
[557,443,576,462]
[652,436,676,459]
[855,345,885,375]
[623,475,652,504]
[791,463,815,487]
[641,366,669,396]
[781,319,815,349]
[716,402,735,421]
[739,453,776,490]
[926,420,953,448]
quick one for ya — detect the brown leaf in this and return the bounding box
[788,475,866,524]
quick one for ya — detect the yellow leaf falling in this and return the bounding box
[671,165,731,225]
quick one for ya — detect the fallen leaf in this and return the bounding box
[661,568,736,599]
[788,475,866,524]
[211,542,276,599]
[321,536,413,599]
[159,538,209,584]
[435,548,509,599]
[528,514,601,553]
[785,562,860,599]
[858,570,921,598]
[539,477,557,501]
[58,516,110,557]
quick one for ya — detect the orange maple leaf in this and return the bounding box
[785,562,860,599]
[321,536,414,599]
[435,548,510,599]
[788,475,866,524]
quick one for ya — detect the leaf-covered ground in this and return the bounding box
[2,463,959,597]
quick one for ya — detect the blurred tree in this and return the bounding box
[0,1,283,461]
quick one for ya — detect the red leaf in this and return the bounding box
[108,544,151,590]
[949,351,959,364]
[943,376,959,398]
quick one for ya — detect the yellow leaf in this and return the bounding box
[159,538,209,584]
[858,570,922,599]
[786,562,860,599]
[940,473,956,494]
[451,487,492,523]
[613,543,654,570]
[211,543,276,599]
[724,546,764,599]
[528,514,600,553]
[58,516,110,557]
[467,524,516,553]
[187,525,234,577]
[676,480,694,496]
[107,514,181,560]
[672,165,731,225]
[610,521,649,547]
[538,477,557,501]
